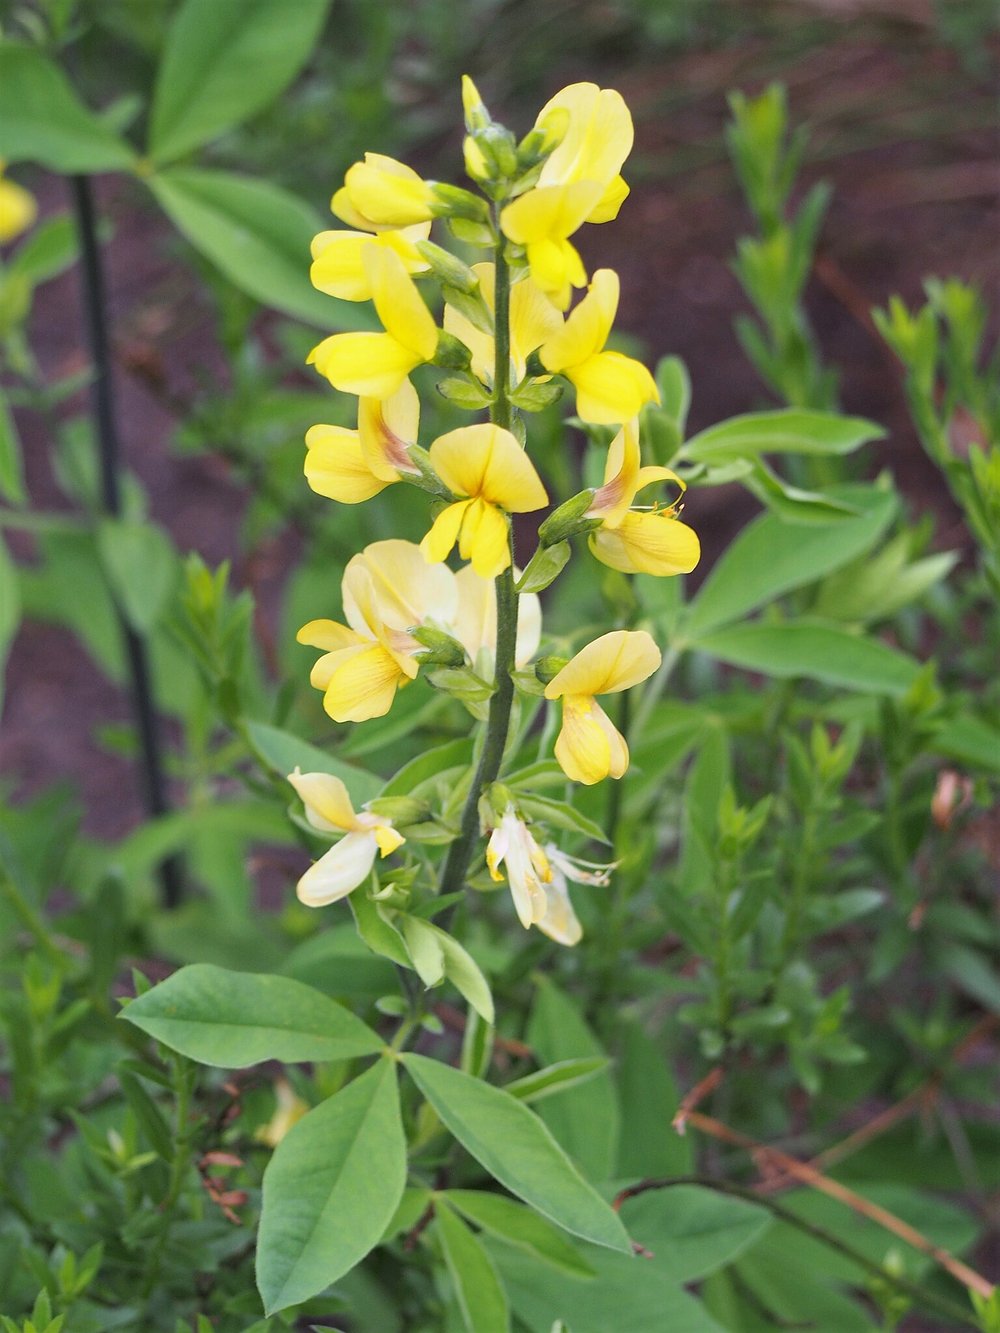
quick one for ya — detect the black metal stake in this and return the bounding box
[71,174,183,909]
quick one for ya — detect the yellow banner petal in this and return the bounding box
[288,769,357,833]
[545,629,661,699]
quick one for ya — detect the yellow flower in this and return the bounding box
[298,540,457,723]
[0,162,37,245]
[304,379,420,504]
[586,419,701,576]
[486,806,553,929]
[539,270,659,424]
[421,425,548,578]
[288,768,405,906]
[307,244,438,399]
[310,224,430,302]
[332,153,435,229]
[544,630,661,784]
[450,564,542,676]
[500,83,633,307]
[255,1078,310,1147]
[444,263,562,388]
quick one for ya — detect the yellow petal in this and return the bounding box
[307,330,420,399]
[309,644,367,692]
[364,244,438,360]
[288,768,357,832]
[586,173,630,224]
[536,84,634,190]
[323,642,406,723]
[341,153,435,226]
[510,272,565,369]
[590,511,701,576]
[545,629,661,699]
[428,424,548,512]
[421,499,470,565]
[524,237,587,309]
[569,349,659,425]
[304,424,388,503]
[372,822,405,856]
[310,227,430,301]
[343,539,459,633]
[536,877,583,946]
[539,268,619,372]
[297,618,364,651]
[452,565,542,669]
[0,175,38,244]
[500,182,601,246]
[554,695,612,785]
[589,418,641,525]
[457,498,511,579]
[358,378,419,481]
[297,831,378,906]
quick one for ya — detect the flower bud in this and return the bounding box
[410,625,467,667]
[367,796,429,827]
[537,489,600,546]
[433,329,474,372]
[535,655,569,686]
[415,240,480,294]
[431,182,491,224]
[461,75,491,132]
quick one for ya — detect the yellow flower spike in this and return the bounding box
[298,540,458,723]
[307,245,439,398]
[420,424,549,578]
[539,269,660,424]
[332,152,436,230]
[288,767,405,907]
[310,224,430,302]
[304,380,420,505]
[584,419,702,576]
[0,163,37,244]
[544,629,661,784]
[444,263,562,387]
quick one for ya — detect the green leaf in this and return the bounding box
[620,1185,770,1281]
[695,621,919,696]
[616,1020,692,1177]
[149,0,331,163]
[436,1200,511,1333]
[380,738,474,798]
[257,1059,405,1313]
[939,944,1000,1015]
[349,891,412,969]
[401,1053,631,1253]
[681,410,884,465]
[148,167,370,329]
[121,963,384,1066]
[514,793,608,845]
[0,44,134,172]
[446,1191,596,1278]
[96,518,177,634]
[492,1243,722,1333]
[932,713,1000,776]
[436,926,495,1026]
[526,979,619,1181]
[0,390,25,506]
[684,485,896,638]
[7,214,78,286]
[505,1058,611,1105]
[246,719,381,803]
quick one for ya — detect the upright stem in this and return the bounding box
[439,223,519,898]
[71,175,183,909]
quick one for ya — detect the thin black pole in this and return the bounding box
[71,174,183,909]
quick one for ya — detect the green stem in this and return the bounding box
[615,1176,975,1328]
[142,1056,196,1302]
[0,861,62,966]
[438,221,519,900]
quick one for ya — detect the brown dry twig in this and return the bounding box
[683,1109,995,1300]
[672,1064,724,1135]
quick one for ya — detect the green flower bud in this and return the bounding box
[415,240,479,294]
[535,655,569,686]
[537,490,599,546]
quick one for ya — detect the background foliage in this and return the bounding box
[0,0,997,1330]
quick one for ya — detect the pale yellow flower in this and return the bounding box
[486,806,552,929]
[544,630,661,784]
[539,270,659,424]
[288,768,404,906]
[421,425,548,579]
[304,379,420,504]
[307,245,438,399]
[310,224,430,302]
[586,419,701,576]
[450,564,542,676]
[298,540,457,723]
[332,153,435,230]
[0,162,36,245]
